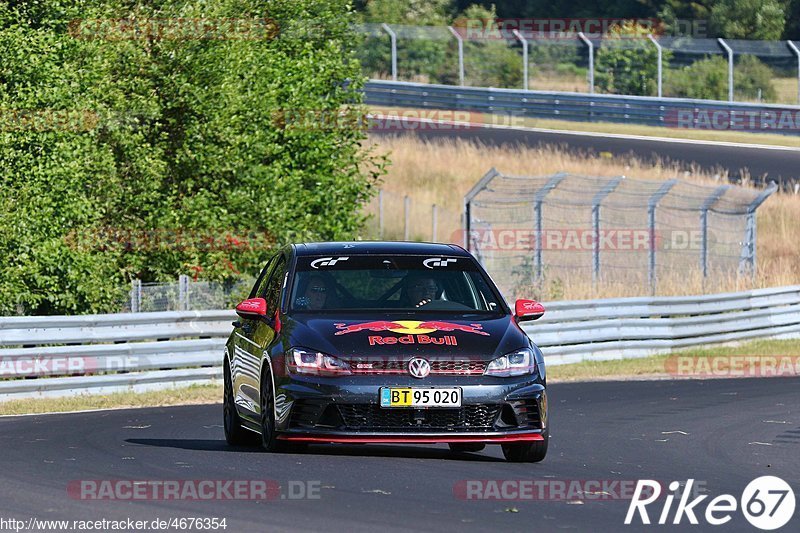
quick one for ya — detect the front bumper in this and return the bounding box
[272,374,548,441]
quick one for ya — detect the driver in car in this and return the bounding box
[402,274,440,308]
[299,275,330,310]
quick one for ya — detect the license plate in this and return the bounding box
[380,387,462,408]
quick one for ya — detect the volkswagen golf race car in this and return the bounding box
[223,242,549,462]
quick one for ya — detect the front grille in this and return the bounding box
[346,359,487,375]
[337,404,501,431]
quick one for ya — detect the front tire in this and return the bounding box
[223,358,254,446]
[259,367,285,452]
[501,430,548,463]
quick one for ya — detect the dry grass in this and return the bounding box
[0,384,221,416]
[363,135,800,300]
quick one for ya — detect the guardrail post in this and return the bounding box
[700,185,731,279]
[512,30,529,91]
[578,32,594,94]
[739,181,778,280]
[403,195,410,241]
[432,204,438,242]
[378,189,384,239]
[718,38,734,102]
[448,26,465,86]
[647,180,678,295]
[533,173,568,279]
[592,176,624,286]
[464,168,501,251]
[788,41,800,104]
[130,279,142,313]
[381,23,398,81]
[647,34,663,98]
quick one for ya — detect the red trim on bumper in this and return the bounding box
[276,433,544,444]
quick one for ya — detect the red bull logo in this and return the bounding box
[334,320,488,347]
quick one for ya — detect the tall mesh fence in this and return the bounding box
[466,170,775,299]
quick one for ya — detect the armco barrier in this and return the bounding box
[364,80,800,133]
[1,286,799,400]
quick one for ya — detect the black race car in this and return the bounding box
[223,242,549,462]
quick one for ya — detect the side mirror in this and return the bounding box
[236,297,267,319]
[515,299,545,322]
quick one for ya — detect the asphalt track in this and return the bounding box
[1,377,798,532]
[370,124,800,186]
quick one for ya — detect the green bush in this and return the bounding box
[667,54,777,101]
[0,0,384,315]
[595,22,671,96]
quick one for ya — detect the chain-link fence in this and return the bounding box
[356,24,800,106]
[465,169,776,299]
[124,276,252,312]
[362,190,462,243]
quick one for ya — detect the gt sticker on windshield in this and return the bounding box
[423,257,457,268]
[334,320,488,346]
[310,256,349,269]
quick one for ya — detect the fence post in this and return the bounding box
[130,279,142,313]
[788,41,800,105]
[381,23,397,81]
[463,168,501,252]
[578,32,594,94]
[647,34,662,98]
[378,190,384,239]
[512,30,528,91]
[647,180,678,295]
[591,176,624,286]
[700,185,731,278]
[178,274,189,311]
[533,173,568,278]
[432,204,438,242]
[739,181,778,280]
[403,195,410,241]
[448,26,465,86]
[718,38,734,102]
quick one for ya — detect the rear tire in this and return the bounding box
[501,430,548,463]
[223,358,254,446]
[448,443,486,453]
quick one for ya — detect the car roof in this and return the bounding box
[292,241,472,257]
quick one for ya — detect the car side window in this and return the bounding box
[262,256,287,315]
[249,254,278,299]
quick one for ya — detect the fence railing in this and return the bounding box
[2,285,799,400]
[364,79,800,134]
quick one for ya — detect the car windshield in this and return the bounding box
[290,254,505,314]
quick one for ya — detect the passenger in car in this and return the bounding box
[401,274,441,308]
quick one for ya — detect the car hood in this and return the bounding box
[284,313,529,361]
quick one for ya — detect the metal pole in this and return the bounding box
[381,23,397,81]
[700,185,731,278]
[403,195,410,241]
[448,26,465,86]
[464,202,471,250]
[647,180,678,295]
[787,41,800,105]
[378,190,384,239]
[739,181,778,280]
[718,38,733,102]
[464,168,501,251]
[512,29,528,91]
[178,274,188,311]
[578,32,594,94]
[432,204,438,242]
[591,176,624,286]
[533,173,568,278]
[647,34,662,98]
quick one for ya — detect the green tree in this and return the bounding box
[596,21,671,96]
[667,54,777,101]
[710,0,786,40]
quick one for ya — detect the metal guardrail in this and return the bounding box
[1,286,799,400]
[364,80,800,133]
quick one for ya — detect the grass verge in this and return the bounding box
[548,338,800,382]
[0,383,222,416]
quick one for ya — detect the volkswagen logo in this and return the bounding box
[408,357,431,379]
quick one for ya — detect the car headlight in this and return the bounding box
[484,348,536,377]
[286,347,352,376]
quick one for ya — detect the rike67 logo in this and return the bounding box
[625,477,796,530]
